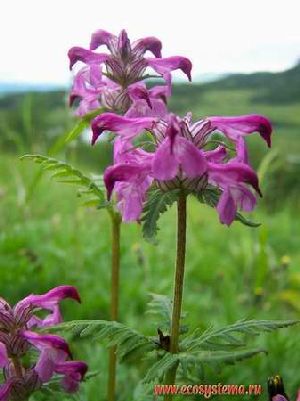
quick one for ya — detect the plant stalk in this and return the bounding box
[107,212,121,401]
[164,194,187,401]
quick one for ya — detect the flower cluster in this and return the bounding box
[0,286,87,401]
[91,112,272,225]
[68,28,273,226]
[68,29,192,117]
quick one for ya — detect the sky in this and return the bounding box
[1,0,300,84]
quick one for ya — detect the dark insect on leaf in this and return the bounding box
[157,328,170,351]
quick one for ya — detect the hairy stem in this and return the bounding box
[107,212,121,401]
[164,194,187,401]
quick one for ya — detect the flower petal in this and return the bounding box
[208,162,261,195]
[127,83,152,108]
[89,29,117,51]
[153,137,179,180]
[147,56,192,82]
[175,137,207,178]
[272,396,288,401]
[149,85,169,103]
[55,361,88,393]
[239,188,256,212]
[104,162,152,221]
[217,188,237,226]
[104,163,151,200]
[204,146,227,163]
[0,343,8,369]
[23,331,72,382]
[132,36,162,58]
[91,113,156,144]
[15,286,81,328]
[125,99,168,118]
[23,331,72,357]
[115,29,130,58]
[0,380,12,401]
[68,47,109,69]
[209,114,272,147]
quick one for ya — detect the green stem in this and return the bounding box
[164,194,187,401]
[107,212,121,401]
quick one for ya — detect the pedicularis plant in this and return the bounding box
[0,287,87,400]
[20,29,299,401]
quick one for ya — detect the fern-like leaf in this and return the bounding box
[50,320,156,362]
[141,188,180,241]
[20,155,107,209]
[146,293,188,334]
[146,293,173,331]
[182,319,299,351]
[143,353,179,384]
[179,348,265,366]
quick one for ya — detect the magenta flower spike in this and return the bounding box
[0,287,87,400]
[68,29,192,117]
[97,111,272,225]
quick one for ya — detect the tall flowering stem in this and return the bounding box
[107,211,121,401]
[164,193,187,400]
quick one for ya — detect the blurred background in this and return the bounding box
[1,0,300,399]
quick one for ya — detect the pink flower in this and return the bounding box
[68,29,191,116]
[152,115,207,181]
[22,331,72,382]
[0,287,87,399]
[98,112,271,225]
[207,162,261,225]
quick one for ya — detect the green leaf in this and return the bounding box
[146,293,172,331]
[141,188,180,242]
[133,382,156,401]
[179,348,266,365]
[50,320,156,362]
[257,149,279,184]
[64,119,89,145]
[143,353,179,383]
[146,293,187,334]
[20,154,106,209]
[64,107,106,145]
[182,319,300,352]
[235,212,261,227]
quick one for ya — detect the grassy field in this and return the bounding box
[0,73,300,400]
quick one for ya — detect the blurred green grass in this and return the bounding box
[0,71,300,400]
